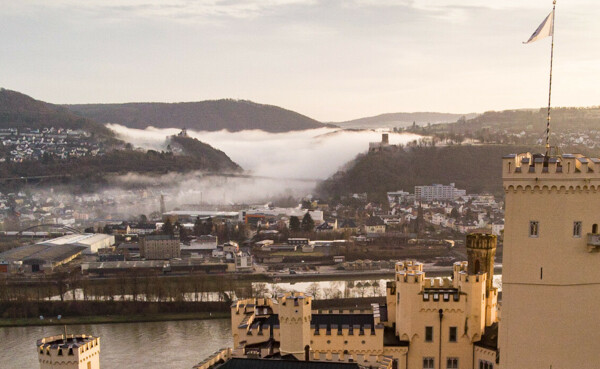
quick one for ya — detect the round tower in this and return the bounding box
[277,292,312,360]
[37,333,100,369]
[466,233,496,294]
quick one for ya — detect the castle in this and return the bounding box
[202,151,600,368]
[38,152,600,369]
[205,232,499,369]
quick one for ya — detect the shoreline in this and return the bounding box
[0,311,231,328]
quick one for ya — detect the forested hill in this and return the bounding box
[317,145,534,199]
[0,148,241,189]
[421,107,600,138]
[334,112,478,129]
[67,100,332,133]
[168,134,240,171]
[0,89,116,140]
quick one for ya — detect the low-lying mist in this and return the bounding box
[107,124,421,180]
[23,127,422,220]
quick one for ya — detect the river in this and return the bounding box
[1,275,502,368]
[0,319,231,369]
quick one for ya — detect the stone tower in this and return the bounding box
[277,292,312,360]
[500,152,600,368]
[37,333,100,369]
[466,233,496,294]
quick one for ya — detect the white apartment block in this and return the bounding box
[414,183,466,202]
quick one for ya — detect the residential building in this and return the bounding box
[363,216,386,234]
[139,235,180,260]
[415,183,466,202]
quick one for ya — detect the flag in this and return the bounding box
[524,10,554,44]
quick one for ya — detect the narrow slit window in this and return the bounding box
[573,221,582,238]
[529,221,539,237]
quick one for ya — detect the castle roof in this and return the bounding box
[214,358,360,369]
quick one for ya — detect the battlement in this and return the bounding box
[423,277,453,288]
[395,260,423,273]
[277,292,312,306]
[457,271,486,284]
[397,270,424,284]
[503,153,600,185]
[453,261,468,273]
[466,233,497,250]
[37,334,99,359]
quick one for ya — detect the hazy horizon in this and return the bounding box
[3,0,599,121]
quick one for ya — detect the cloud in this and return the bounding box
[7,0,317,21]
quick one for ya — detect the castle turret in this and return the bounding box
[277,292,312,360]
[37,333,100,369]
[466,233,496,295]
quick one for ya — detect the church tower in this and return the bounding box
[500,152,600,368]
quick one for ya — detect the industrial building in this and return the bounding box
[0,243,87,273]
[36,233,115,255]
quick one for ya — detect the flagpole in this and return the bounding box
[546,0,556,156]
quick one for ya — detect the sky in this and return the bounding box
[2,0,599,121]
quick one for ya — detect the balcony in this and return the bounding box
[586,233,600,252]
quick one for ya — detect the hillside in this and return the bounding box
[0,148,241,189]
[168,134,241,171]
[67,100,332,133]
[0,89,116,140]
[318,145,534,199]
[416,107,600,149]
[334,112,478,129]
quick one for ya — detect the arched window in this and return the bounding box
[474,259,481,274]
[304,345,310,361]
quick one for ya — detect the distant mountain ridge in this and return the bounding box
[67,100,333,133]
[0,88,116,140]
[334,112,479,129]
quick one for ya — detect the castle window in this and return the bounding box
[479,360,493,369]
[449,327,457,342]
[425,326,433,342]
[573,221,582,237]
[529,221,539,237]
[447,357,459,369]
[593,224,598,234]
[423,357,435,369]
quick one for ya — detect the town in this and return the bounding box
[0,127,106,163]
[0,181,504,279]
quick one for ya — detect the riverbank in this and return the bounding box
[0,311,231,327]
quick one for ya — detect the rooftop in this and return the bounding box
[37,334,97,350]
[212,358,360,369]
[0,243,86,263]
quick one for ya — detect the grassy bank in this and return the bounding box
[0,311,231,327]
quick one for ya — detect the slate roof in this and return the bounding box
[215,358,360,369]
[474,322,498,351]
[311,314,375,331]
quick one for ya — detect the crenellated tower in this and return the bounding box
[500,152,600,368]
[277,292,312,360]
[466,233,496,295]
